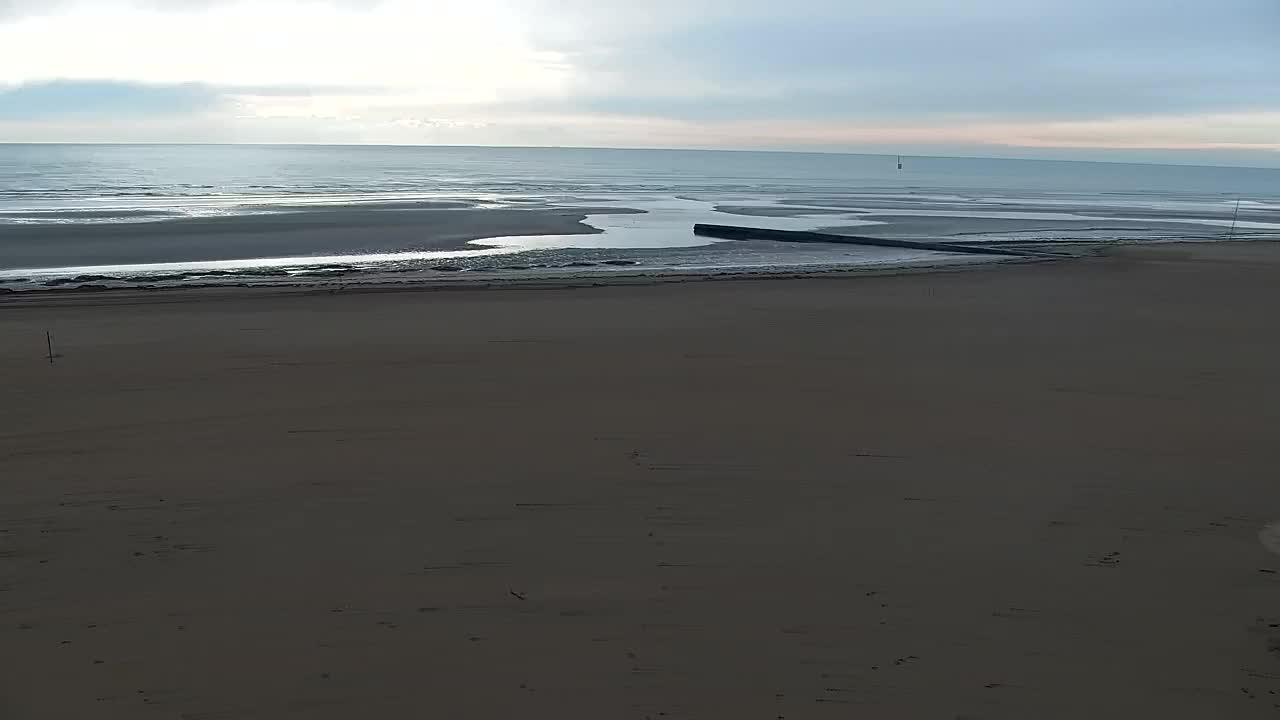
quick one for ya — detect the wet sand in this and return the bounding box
[2,243,1279,718]
[0,205,630,270]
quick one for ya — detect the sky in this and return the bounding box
[0,0,1277,165]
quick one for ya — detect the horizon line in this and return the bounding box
[0,141,1277,172]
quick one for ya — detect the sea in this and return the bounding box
[1,144,1278,290]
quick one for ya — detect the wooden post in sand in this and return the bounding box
[46,331,55,365]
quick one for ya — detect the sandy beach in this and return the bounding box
[0,205,623,270]
[2,242,1279,718]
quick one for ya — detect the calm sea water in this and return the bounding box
[3,144,1278,213]
[1,144,1277,284]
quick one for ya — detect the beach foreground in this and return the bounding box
[2,243,1279,718]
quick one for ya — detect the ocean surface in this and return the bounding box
[2,144,1278,289]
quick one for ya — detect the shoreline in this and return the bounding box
[4,188,1272,292]
[0,253,1041,307]
[4,239,1276,309]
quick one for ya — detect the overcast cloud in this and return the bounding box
[0,0,1276,164]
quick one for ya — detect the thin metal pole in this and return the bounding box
[46,331,54,365]
[1228,198,1241,240]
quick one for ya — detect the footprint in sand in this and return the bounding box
[1261,522,1280,556]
